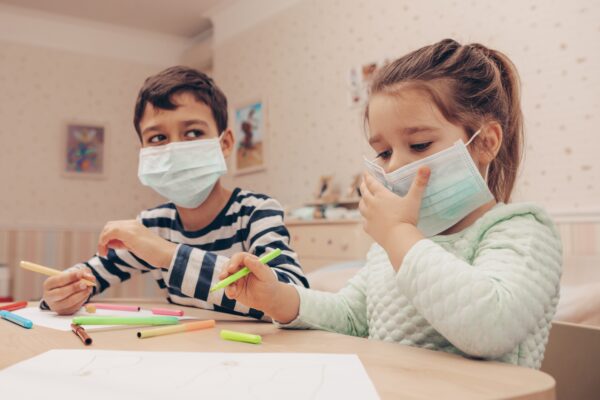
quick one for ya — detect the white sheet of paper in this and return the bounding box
[11,307,191,331]
[0,350,379,399]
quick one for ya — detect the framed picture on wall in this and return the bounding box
[233,100,266,175]
[63,124,106,178]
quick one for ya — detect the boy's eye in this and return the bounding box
[184,129,205,139]
[148,134,167,144]
[376,150,392,160]
[410,142,432,152]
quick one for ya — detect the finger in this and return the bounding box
[97,223,126,256]
[358,198,369,218]
[82,271,96,283]
[242,254,274,281]
[97,229,111,257]
[74,267,96,284]
[46,278,90,303]
[225,253,249,275]
[43,270,84,291]
[406,166,431,203]
[360,174,374,203]
[107,239,127,252]
[225,282,239,299]
[363,172,386,195]
[55,287,92,314]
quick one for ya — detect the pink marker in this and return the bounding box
[151,307,184,317]
[89,303,140,312]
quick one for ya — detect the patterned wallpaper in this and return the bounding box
[0,39,164,228]
[215,0,600,214]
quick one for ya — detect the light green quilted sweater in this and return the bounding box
[280,203,562,369]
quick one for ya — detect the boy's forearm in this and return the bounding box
[267,282,300,324]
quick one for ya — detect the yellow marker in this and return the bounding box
[220,329,262,344]
[85,305,96,313]
[137,320,216,339]
[20,261,95,287]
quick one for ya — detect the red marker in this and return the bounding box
[0,301,28,312]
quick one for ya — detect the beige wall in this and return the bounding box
[215,0,600,216]
[0,39,164,228]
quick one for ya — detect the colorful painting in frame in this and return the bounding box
[64,124,105,178]
[233,101,266,175]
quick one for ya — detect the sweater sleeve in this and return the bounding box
[276,262,370,337]
[397,212,562,358]
[245,197,309,288]
[40,247,155,310]
[165,197,308,319]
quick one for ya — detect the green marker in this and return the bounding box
[210,248,282,293]
[72,316,179,326]
[220,329,262,344]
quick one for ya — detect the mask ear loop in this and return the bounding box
[465,128,482,147]
[465,127,490,182]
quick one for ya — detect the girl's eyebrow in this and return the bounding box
[368,126,437,145]
[368,134,382,145]
[403,126,436,135]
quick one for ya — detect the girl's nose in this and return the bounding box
[385,154,410,173]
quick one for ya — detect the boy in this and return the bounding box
[41,66,308,318]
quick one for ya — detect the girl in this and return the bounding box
[218,39,562,369]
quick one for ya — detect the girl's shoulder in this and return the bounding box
[469,202,560,242]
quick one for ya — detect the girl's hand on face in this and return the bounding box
[359,166,430,265]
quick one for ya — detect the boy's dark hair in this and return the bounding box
[133,66,228,137]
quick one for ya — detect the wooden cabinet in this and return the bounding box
[286,219,373,273]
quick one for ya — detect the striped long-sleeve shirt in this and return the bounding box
[42,188,309,319]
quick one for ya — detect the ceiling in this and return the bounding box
[0,0,226,38]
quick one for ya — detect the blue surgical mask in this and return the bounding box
[138,136,227,208]
[364,130,493,237]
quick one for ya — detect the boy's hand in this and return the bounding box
[43,268,96,315]
[217,253,300,323]
[359,167,429,269]
[97,220,177,268]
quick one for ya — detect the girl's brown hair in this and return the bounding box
[367,39,523,203]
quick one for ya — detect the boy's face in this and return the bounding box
[138,91,233,157]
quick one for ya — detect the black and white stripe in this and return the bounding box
[42,188,308,319]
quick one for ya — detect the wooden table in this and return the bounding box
[0,300,555,399]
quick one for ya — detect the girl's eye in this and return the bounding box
[148,134,167,144]
[184,129,205,139]
[410,142,432,152]
[376,150,392,160]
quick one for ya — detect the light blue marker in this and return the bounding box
[0,310,33,329]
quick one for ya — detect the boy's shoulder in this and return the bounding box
[138,188,283,220]
[233,188,278,207]
[139,202,177,221]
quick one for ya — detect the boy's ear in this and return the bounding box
[220,128,235,158]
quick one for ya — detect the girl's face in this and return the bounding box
[367,88,485,175]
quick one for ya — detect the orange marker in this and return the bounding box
[137,320,215,339]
